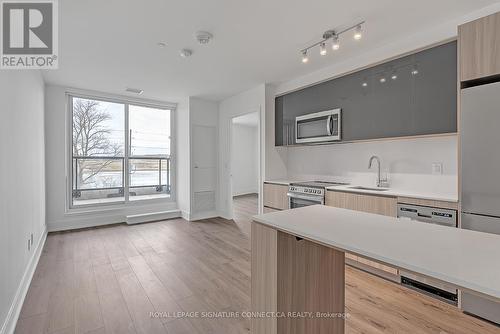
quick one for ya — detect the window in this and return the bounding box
[70,95,173,207]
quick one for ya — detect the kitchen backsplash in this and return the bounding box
[286,135,457,195]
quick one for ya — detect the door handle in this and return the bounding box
[327,115,332,135]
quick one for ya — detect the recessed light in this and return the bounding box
[180,49,193,58]
[157,42,167,48]
[126,87,144,95]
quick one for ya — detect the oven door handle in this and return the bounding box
[287,192,324,204]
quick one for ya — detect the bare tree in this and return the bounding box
[72,99,122,188]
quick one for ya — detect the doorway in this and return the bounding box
[230,111,260,235]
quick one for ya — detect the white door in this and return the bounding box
[192,125,217,212]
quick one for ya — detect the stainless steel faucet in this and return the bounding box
[368,155,388,187]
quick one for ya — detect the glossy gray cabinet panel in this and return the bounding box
[275,42,457,146]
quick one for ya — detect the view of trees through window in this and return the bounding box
[71,96,171,206]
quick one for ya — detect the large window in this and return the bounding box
[70,95,172,207]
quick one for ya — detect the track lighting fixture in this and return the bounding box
[301,50,309,63]
[332,35,340,50]
[354,25,363,40]
[320,42,327,56]
[300,21,365,63]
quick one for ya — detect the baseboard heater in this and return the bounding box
[401,276,458,305]
[126,210,181,225]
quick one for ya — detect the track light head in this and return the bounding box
[332,35,340,50]
[301,50,309,63]
[354,25,363,40]
[320,42,327,56]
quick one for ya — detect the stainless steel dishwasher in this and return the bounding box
[397,203,458,304]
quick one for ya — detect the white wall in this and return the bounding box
[189,97,219,220]
[44,85,179,231]
[0,71,46,334]
[176,97,191,219]
[287,136,458,196]
[231,123,259,196]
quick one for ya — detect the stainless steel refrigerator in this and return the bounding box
[461,81,500,324]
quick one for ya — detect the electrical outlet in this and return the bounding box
[432,162,443,175]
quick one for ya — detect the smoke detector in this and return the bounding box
[195,31,213,45]
[179,49,192,58]
[125,87,143,95]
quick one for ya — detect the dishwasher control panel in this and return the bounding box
[397,204,457,228]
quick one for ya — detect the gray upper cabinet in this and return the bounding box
[275,41,457,146]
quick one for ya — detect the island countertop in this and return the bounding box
[253,205,500,300]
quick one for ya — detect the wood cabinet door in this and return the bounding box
[263,183,289,210]
[325,190,398,275]
[325,191,397,217]
[459,12,500,82]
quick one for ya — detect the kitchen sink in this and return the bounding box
[348,186,390,191]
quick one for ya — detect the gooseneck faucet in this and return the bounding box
[368,155,388,187]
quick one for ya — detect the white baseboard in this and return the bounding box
[181,211,191,221]
[1,227,47,334]
[232,189,258,197]
[126,210,181,224]
[47,216,124,232]
[189,211,219,221]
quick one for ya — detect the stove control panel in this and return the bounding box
[288,186,324,196]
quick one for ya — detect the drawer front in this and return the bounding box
[325,191,397,217]
[263,183,289,210]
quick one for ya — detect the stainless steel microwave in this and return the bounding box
[295,109,341,143]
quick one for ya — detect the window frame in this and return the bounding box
[66,90,177,210]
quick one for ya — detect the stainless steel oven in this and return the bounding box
[288,192,324,209]
[295,109,341,144]
[287,181,348,209]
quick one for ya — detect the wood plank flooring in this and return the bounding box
[15,195,500,334]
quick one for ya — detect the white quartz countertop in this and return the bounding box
[264,179,458,203]
[253,205,500,300]
[326,184,458,203]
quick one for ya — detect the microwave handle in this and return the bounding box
[327,115,332,135]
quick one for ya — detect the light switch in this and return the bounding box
[432,162,443,175]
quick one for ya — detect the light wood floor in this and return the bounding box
[232,194,258,236]
[15,195,499,334]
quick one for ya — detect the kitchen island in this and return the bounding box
[251,205,500,334]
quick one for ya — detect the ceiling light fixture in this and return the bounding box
[180,49,193,58]
[332,34,340,50]
[354,25,363,40]
[301,50,309,63]
[300,20,365,63]
[320,42,327,56]
[195,31,213,45]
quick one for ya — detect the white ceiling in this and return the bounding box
[233,112,259,127]
[42,0,499,102]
